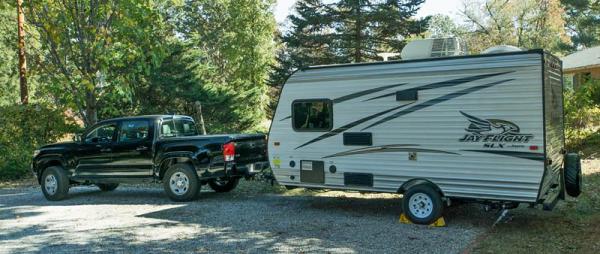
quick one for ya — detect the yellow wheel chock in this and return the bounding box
[399,213,446,227]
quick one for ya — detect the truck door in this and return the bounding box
[74,123,117,178]
[110,119,154,178]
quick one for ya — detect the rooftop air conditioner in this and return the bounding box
[400,37,467,60]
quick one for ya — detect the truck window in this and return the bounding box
[292,100,332,131]
[160,118,199,138]
[118,120,150,142]
[85,124,116,143]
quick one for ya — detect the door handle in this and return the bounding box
[136,146,149,151]
[100,148,112,152]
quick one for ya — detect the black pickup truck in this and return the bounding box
[32,115,268,202]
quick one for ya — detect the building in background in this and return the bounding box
[562,46,600,90]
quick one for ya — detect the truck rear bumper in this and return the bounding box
[231,161,270,177]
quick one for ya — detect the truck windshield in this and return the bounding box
[160,118,199,138]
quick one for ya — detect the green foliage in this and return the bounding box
[172,0,277,133]
[561,0,600,49]
[281,0,428,67]
[460,0,570,54]
[564,79,600,154]
[0,104,79,180]
[25,0,170,126]
[0,2,18,105]
[425,14,468,39]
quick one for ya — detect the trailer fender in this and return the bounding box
[398,178,444,197]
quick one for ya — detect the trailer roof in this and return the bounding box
[304,49,546,70]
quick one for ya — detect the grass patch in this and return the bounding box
[471,171,600,254]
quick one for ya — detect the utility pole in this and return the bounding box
[17,0,28,104]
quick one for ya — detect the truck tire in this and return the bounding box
[41,166,70,201]
[208,177,240,193]
[564,153,582,197]
[163,163,200,202]
[402,184,444,225]
[96,183,119,192]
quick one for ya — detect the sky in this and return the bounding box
[274,0,464,25]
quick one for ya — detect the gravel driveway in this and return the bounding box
[0,181,495,254]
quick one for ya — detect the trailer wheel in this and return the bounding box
[564,153,582,197]
[163,163,200,202]
[41,166,70,201]
[402,184,444,225]
[208,177,240,193]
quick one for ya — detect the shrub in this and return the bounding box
[564,79,600,154]
[0,104,79,180]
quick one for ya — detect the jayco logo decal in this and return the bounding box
[458,111,533,147]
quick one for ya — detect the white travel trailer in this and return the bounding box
[268,41,582,224]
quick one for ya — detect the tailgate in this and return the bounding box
[232,134,268,165]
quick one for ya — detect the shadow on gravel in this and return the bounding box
[0,181,498,253]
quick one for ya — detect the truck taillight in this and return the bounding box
[223,142,236,162]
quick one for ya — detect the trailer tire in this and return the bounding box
[208,177,240,193]
[564,153,582,197]
[402,184,444,225]
[41,166,70,201]
[96,183,119,191]
[163,163,200,202]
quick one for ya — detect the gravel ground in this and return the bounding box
[0,181,496,254]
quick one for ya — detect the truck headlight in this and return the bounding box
[33,150,40,158]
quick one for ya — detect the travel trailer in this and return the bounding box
[268,39,582,224]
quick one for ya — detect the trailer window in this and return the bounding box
[292,100,332,131]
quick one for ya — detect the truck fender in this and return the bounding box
[35,156,67,183]
[156,152,198,180]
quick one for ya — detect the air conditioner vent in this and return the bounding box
[401,37,467,60]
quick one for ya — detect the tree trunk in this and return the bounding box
[17,0,28,105]
[353,3,362,63]
[85,90,97,126]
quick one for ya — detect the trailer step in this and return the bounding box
[399,213,446,227]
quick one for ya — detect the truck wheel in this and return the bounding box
[402,184,444,225]
[208,177,240,193]
[96,183,119,192]
[564,153,582,197]
[41,166,70,201]
[163,163,200,202]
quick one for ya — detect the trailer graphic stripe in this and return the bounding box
[363,71,513,102]
[295,75,512,150]
[362,79,514,130]
[333,83,407,103]
[280,83,408,121]
[462,150,545,161]
[294,103,415,149]
[322,144,458,158]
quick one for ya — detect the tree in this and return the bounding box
[282,0,428,67]
[0,2,19,106]
[460,0,570,54]
[561,0,600,49]
[173,0,277,132]
[25,0,169,126]
[426,14,468,38]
